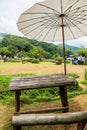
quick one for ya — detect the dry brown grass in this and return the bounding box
[0,62,87,81]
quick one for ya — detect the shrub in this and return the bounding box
[66,60,70,64]
[7,59,20,62]
[31,59,40,64]
[67,73,81,92]
[68,78,82,92]
[55,55,63,65]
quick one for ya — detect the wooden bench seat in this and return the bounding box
[12,111,87,130]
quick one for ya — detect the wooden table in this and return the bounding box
[9,74,74,113]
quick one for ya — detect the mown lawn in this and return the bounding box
[0,62,87,81]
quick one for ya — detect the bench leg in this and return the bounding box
[13,126,22,130]
[59,86,68,112]
[77,122,86,130]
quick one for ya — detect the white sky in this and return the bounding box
[0,0,87,47]
[0,0,43,36]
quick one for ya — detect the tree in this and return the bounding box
[0,47,11,57]
[7,45,18,58]
[29,47,49,59]
[77,49,87,57]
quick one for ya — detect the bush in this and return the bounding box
[31,59,40,64]
[55,55,62,65]
[67,73,81,92]
[7,59,20,62]
[66,60,70,64]
[68,78,82,91]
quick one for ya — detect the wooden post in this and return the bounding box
[15,90,21,112]
[14,90,21,130]
[59,86,68,112]
[77,122,86,130]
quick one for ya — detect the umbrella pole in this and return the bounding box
[61,15,66,75]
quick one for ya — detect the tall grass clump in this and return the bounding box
[84,69,87,80]
[80,69,87,86]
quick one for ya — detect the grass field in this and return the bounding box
[0,62,87,81]
[1,61,87,130]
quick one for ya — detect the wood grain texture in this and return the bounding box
[9,74,74,91]
[12,111,87,126]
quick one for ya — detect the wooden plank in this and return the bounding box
[9,74,74,91]
[14,106,69,115]
[12,111,87,126]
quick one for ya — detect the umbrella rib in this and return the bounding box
[66,6,72,17]
[72,17,87,21]
[64,0,80,13]
[68,16,87,23]
[24,24,42,35]
[61,0,63,13]
[34,21,56,39]
[68,5,87,14]
[42,21,57,41]
[17,15,52,24]
[68,10,87,19]
[64,18,76,39]
[67,18,87,36]
[22,12,54,15]
[19,17,55,31]
[19,21,43,31]
[67,26,76,39]
[67,8,80,20]
[24,19,57,36]
[72,14,87,20]
[37,3,60,14]
[70,17,87,27]
[45,13,58,23]
[52,27,59,42]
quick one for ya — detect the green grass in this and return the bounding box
[0,73,86,106]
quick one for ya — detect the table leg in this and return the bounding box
[59,86,69,112]
[15,90,21,112]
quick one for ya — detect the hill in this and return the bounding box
[0,33,8,41]
[58,44,82,52]
[0,33,80,58]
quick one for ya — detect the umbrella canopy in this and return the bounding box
[17,0,87,75]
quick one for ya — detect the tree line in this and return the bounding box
[0,34,84,60]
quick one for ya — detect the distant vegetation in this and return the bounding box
[0,34,75,60]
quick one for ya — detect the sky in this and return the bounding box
[0,0,87,47]
[0,0,43,36]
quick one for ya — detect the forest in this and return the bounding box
[0,34,74,60]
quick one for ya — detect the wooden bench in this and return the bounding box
[12,111,87,130]
[9,74,75,130]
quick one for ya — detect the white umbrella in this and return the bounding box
[17,0,87,75]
